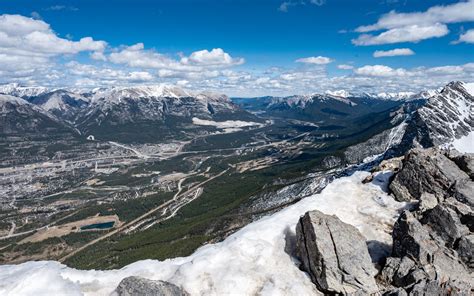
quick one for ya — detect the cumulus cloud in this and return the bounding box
[352,23,448,45]
[356,0,474,32]
[337,64,354,70]
[457,29,474,43]
[353,0,474,45]
[354,65,410,77]
[373,48,415,58]
[0,14,106,77]
[109,44,244,73]
[180,48,244,66]
[295,56,333,65]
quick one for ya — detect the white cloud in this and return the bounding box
[295,56,333,65]
[0,14,106,79]
[353,23,448,45]
[373,48,415,58]
[180,48,244,67]
[356,0,474,32]
[109,44,244,73]
[0,15,105,55]
[353,1,474,46]
[337,64,354,70]
[354,65,410,77]
[457,29,474,43]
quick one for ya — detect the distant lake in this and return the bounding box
[80,221,115,230]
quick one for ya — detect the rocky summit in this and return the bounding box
[296,147,474,295]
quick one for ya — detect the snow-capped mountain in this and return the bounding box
[0,83,51,98]
[415,81,473,146]
[325,89,438,101]
[387,81,474,153]
[88,85,194,102]
[27,90,90,122]
[270,93,357,108]
[0,94,75,136]
[345,81,474,162]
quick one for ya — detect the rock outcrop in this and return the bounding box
[389,148,471,202]
[114,276,188,296]
[380,148,474,295]
[296,210,379,295]
[297,148,473,295]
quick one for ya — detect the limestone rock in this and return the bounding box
[389,148,470,202]
[114,276,188,296]
[296,210,378,295]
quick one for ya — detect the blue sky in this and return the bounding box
[0,0,473,95]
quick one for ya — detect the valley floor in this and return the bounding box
[0,170,407,296]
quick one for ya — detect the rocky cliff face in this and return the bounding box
[296,148,474,295]
[344,81,474,164]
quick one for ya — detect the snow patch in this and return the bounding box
[451,131,474,153]
[192,117,262,129]
[463,82,474,97]
[0,171,407,296]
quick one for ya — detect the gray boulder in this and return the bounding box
[389,148,470,202]
[296,210,378,295]
[114,276,188,296]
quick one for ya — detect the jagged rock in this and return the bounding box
[389,148,470,202]
[378,148,474,295]
[446,150,474,180]
[444,197,474,232]
[392,211,439,265]
[421,204,470,248]
[453,179,474,207]
[114,276,188,296]
[409,278,471,296]
[457,234,474,269]
[296,210,378,295]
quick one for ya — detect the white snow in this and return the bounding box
[0,94,29,106]
[451,131,474,153]
[89,85,229,104]
[463,82,474,96]
[0,83,50,98]
[192,117,262,129]
[325,90,351,98]
[0,171,407,296]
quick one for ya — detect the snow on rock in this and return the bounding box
[325,90,351,98]
[451,131,474,153]
[462,82,474,97]
[0,94,29,106]
[0,83,50,98]
[0,171,407,296]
